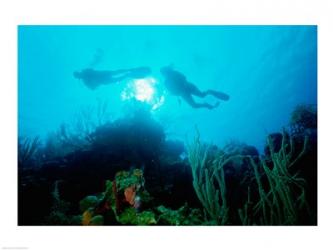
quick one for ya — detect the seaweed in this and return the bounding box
[187,129,246,225]
[239,131,309,225]
[18,136,40,168]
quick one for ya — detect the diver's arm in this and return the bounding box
[109,69,131,75]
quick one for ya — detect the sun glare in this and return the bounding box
[134,78,155,101]
[121,77,164,110]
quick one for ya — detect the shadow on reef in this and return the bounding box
[18,102,200,225]
[18,103,317,225]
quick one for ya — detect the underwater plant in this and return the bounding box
[42,100,111,160]
[156,203,203,225]
[75,167,204,225]
[239,131,309,225]
[79,195,99,212]
[117,208,156,225]
[188,127,312,225]
[187,130,245,225]
[77,168,154,225]
[45,180,72,225]
[18,136,40,168]
[82,209,105,226]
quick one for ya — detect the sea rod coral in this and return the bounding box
[187,130,244,225]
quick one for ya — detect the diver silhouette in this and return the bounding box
[73,67,151,90]
[160,66,230,109]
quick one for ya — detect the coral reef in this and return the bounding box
[187,127,314,225]
[187,130,238,225]
[45,180,72,225]
[18,104,317,226]
[42,100,111,160]
[90,108,165,166]
[18,136,41,168]
[246,132,309,225]
[156,204,203,225]
[75,169,200,225]
[290,104,317,137]
[117,208,156,225]
[76,169,153,225]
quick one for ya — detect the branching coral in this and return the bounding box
[187,130,244,225]
[18,136,40,167]
[43,100,111,160]
[240,132,309,225]
[188,127,310,225]
[238,186,253,225]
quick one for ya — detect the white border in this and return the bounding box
[1,0,333,250]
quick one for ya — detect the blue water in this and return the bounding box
[18,25,317,152]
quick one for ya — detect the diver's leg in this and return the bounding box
[108,75,129,84]
[182,94,220,110]
[205,90,230,101]
[187,82,230,101]
[186,82,207,98]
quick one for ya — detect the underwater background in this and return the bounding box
[18,25,317,226]
[18,25,317,151]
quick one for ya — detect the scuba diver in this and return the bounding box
[160,66,230,109]
[73,67,151,90]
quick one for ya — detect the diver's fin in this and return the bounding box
[207,90,230,101]
[206,101,220,110]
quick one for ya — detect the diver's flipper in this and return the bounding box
[208,90,230,101]
[129,67,152,79]
[208,101,220,110]
[206,101,220,110]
